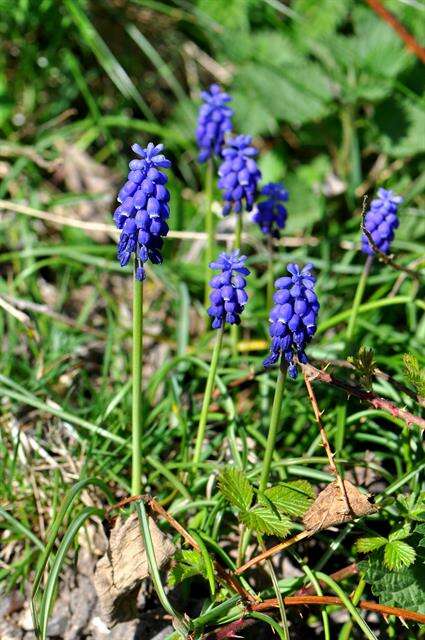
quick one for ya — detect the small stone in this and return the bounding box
[0,619,23,640]
[17,607,33,632]
[47,599,69,637]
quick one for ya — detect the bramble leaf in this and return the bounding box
[384,541,416,571]
[168,550,207,587]
[240,506,292,538]
[359,538,425,614]
[403,354,425,397]
[218,467,253,512]
[262,480,315,518]
[356,536,387,554]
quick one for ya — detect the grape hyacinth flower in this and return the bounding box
[196,84,234,163]
[207,251,250,329]
[361,188,403,256]
[253,182,289,238]
[218,135,262,217]
[264,263,319,379]
[113,142,171,281]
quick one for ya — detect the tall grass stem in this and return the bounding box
[259,363,287,493]
[193,326,224,466]
[132,275,143,495]
[346,255,373,343]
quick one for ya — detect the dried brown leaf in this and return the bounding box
[94,513,175,627]
[302,480,378,533]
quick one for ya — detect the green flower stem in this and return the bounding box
[259,363,287,493]
[346,255,373,343]
[204,158,214,308]
[193,326,224,466]
[235,212,243,250]
[132,275,143,496]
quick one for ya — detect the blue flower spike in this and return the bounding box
[207,251,250,329]
[196,84,234,163]
[253,182,289,238]
[264,263,319,379]
[218,135,262,217]
[361,188,403,256]
[113,142,171,281]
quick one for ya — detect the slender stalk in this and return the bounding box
[338,577,366,640]
[193,326,224,466]
[204,159,215,308]
[234,212,243,250]
[346,255,373,343]
[132,276,143,496]
[257,532,290,640]
[267,235,275,310]
[135,501,190,636]
[259,363,287,493]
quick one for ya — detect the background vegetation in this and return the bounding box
[0,1,424,639]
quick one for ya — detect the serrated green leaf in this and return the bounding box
[262,480,315,518]
[384,541,416,571]
[168,550,206,587]
[356,536,387,554]
[218,467,253,512]
[403,354,425,397]
[360,548,425,614]
[240,506,292,538]
[389,524,411,542]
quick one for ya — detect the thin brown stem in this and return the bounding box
[304,372,351,514]
[364,0,425,64]
[236,530,311,575]
[301,362,425,430]
[295,562,358,596]
[207,594,425,638]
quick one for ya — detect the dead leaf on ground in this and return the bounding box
[302,480,378,533]
[94,512,175,628]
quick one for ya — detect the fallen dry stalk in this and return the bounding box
[207,595,425,638]
[301,362,425,430]
[304,372,350,514]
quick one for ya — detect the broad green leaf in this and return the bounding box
[218,467,253,512]
[240,506,292,538]
[262,480,315,518]
[356,536,387,554]
[389,524,411,542]
[168,550,206,587]
[384,541,416,571]
[360,549,425,614]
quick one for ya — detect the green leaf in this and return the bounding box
[356,536,387,554]
[389,524,411,542]
[360,548,425,614]
[168,550,207,587]
[403,354,425,397]
[240,506,292,538]
[384,541,416,571]
[218,467,253,512]
[262,480,315,518]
